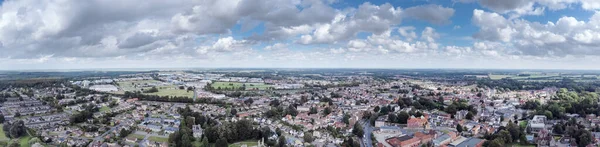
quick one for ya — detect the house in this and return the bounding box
[433,132,458,146]
[125,136,138,143]
[375,116,387,127]
[386,135,420,147]
[414,131,435,144]
[528,115,547,133]
[407,115,429,129]
[193,125,203,138]
[455,138,484,147]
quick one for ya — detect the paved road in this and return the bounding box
[360,120,374,147]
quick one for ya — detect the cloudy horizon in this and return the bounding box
[1,0,600,70]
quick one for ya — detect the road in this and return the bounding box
[360,120,374,147]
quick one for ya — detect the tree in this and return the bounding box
[277,135,286,147]
[388,114,397,123]
[230,108,237,116]
[352,123,364,138]
[488,138,505,147]
[343,113,350,124]
[373,106,380,113]
[398,112,410,124]
[303,132,314,143]
[323,107,332,116]
[466,112,474,120]
[215,138,228,147]
[0,115,4,123]
[498,130,513,143]
[179,86,185,90]
[456,124,463,133]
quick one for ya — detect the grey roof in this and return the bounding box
[455,138,483,147]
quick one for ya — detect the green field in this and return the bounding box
[0,125,7,145]
[100,106,111,112]
[127,134,146,140]
[229,140,259,147]
[211,82,273,90]
[488,74,514,80]
[149,86,195,97]
[117,80,162,91]
[116,80,194,97]
[149,136,168,142]
[16,135,32,147]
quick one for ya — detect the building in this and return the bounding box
[407,115,429,129]
[386,135,420,147]
[529,115,547,133]
[454,138,485,147]
[193,125,203,138]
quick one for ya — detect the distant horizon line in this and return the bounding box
[1,67,600,72]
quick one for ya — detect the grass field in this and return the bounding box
[211,82,273,90]
[17,135,32,147]
[488,74,514,80]
[116,80,194,97]
[149,136,168,142]
[100,106,111,112]
[229,140,258,147]
[149,86,194,97]
[127,134,146,140]
[117,80,162,91]
[0,125,7,146]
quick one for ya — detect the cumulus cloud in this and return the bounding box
[457,0,600,17]
[472,9,600,57]
[403,4,456,24]
[296,3,454,44]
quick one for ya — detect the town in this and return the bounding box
[0,69,599,147]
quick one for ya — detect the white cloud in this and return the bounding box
[472,9,600,57]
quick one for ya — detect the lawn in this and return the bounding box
[229,140,258,147]
[488,74,514,80]
[148,86,194,97]
[117,80,194,98]
[0,125,8,142]
[127,134,146,140]
[100,106,111,112]
[17,135,32,147]
[117,80,162,92]
[148,136,169,142]
[211,82,273,90]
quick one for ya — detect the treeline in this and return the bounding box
[3,121,27,139]
[477,78,600,92]
[69,104,99,123]
[122,91,226,106]
[552,119,594,147]
[482,121,529,147]
[169,106,285,147]
[519,89,600,119]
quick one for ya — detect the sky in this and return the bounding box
[1,0,600,70]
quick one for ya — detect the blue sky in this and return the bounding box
[1,0,600,70]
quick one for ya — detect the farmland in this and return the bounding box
[211,82,273,90]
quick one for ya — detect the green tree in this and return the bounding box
[352,123,364,138]
[398,112,409,124]
[456,124,463,133]
[303,132,314,143]
[215,138,228,147]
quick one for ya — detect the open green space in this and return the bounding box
[228,140,259,147]
[100,106,111,112]
[16,135,32,147]
[211,82,273,90]
[116,80,194,97]
[0,125,8,142]
[127,134,146,140]
[116,80,162,91]
[148,136,169,142]
[149,86,195,97]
